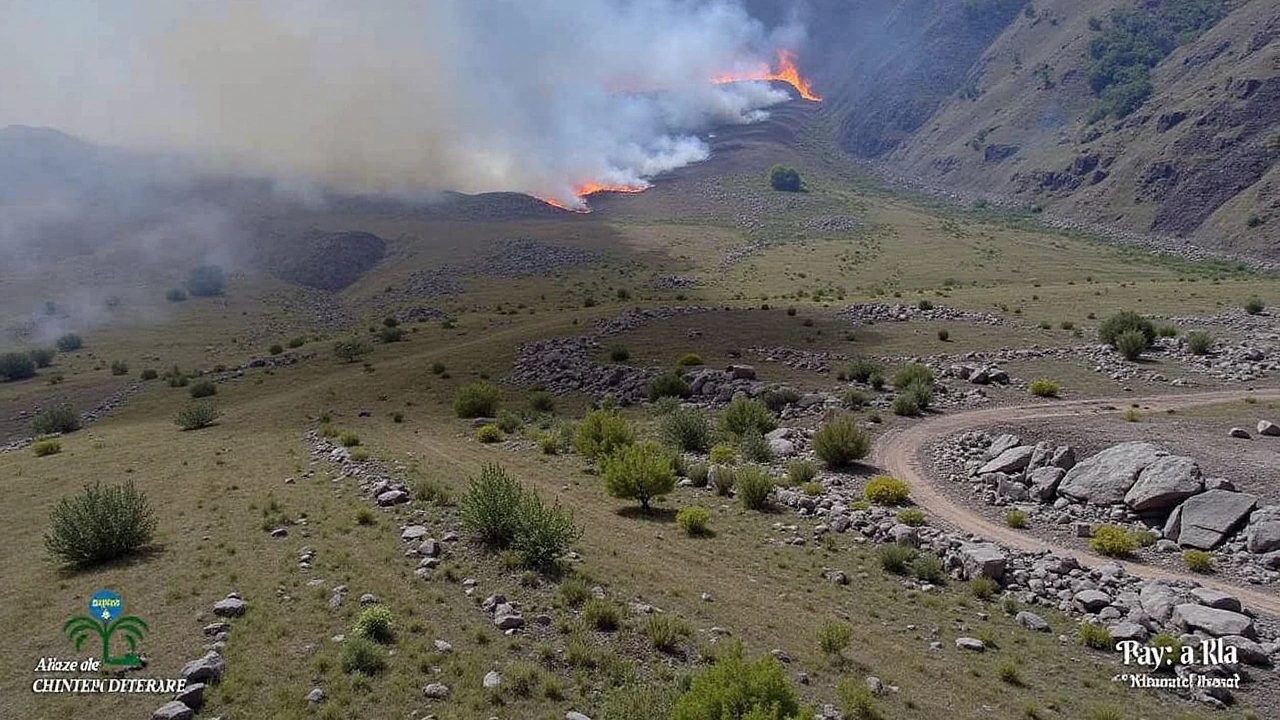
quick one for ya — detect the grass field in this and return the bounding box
[1,102,1275,719]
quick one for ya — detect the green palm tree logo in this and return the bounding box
[63,590,148,667]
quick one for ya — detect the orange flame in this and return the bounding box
[536,182,649,213]
[711,49,822,102]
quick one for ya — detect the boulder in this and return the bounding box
[1108,622,1149,642]
[1228,427,1251,439]
[1049,445,1076,470]
[958,542,1006,581]
[377,490,409,506]
[180,652,226,684]
[1246,506,1280,554]
[1220,636,1269,665]
[1172,603,1255,638]
[1189,588,1241,613]
[1258,420,1280,436]
[986,434,1022,459]
[212,597,246,618]
[1169,490,1258,549]
[1139,583,1183,624]
[175,682,205,709]
[423,683,450,699]
[1074,590,1112,613]
[955,637,985,651]
[768,436,797,457]
[977,446,1035,475]
[996,477,1029,502]
[401,525,429,541]
[305,688,325,703]
[1016,611,1050,632]
[728,364,756,380]
[152,701,194,720]
[1123,456,1203,512]
[1027,467,1065,502]
[1057,442,1165,505]
[483,670,502,689]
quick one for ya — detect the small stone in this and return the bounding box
[175,683,205,709]
[269,527,288,538]
[1016,611,1050,632]
[1258,420,1280,437]
[565,713,593,720]
[423,682,450,699]
[1228,427,1251,439]
[212,597,246,618]
[359,593,380,606]
[305,688,325,703]
[401,525,429,541]
[483,670,502,689]
[434,639,453,652]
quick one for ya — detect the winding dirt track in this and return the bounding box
[871,389,1280,618]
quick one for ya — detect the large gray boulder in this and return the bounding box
[1172,603,1256,638]
[1123,456,1203,512]
[986,434,1022,459]
[1074,590,1112,613]
[1246,505,1280,554]
[1028,467,1065,502]
[1138,582,1183,624]
[180,652,226,684]
[1057,442,1165,505]
[958,542,1007,581]
[1167,490,1258,549]
[977,446,1035,476]
[152,702,194,720]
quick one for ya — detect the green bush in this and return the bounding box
[0,352,37,381]
[677,506,711,536]
[898,382,934,414]
[511,491,581,571]
[496,410,521,434]
[409,475,453,505]
[736,467,774,510]
[528,391,556,413]
[268,343,284,355]
[1028,379,1059,397]
[1088,525,1136,557]
[1078,623,1113,650]
[1156,323,1178,338]
[937,329,949,341]
[376,326,404,343]
[55,333,84,352]
[453,381,501,418]
[842,389,871,408]
[817,620,852,656]
[1114,329,1148,360]
[109,361,131,377]
[608,345,631,362]
[893,364,934,390]
[661,406,711,452]
[32,406,81,435]
[288,336,307,349]
[671,643,805,720]
[1098,310,1155,346]
[896,508,926,526]
[337,431,360,447]
[812,415,870,468]
[687,462,710,488]
[1004,510,1028,529]
[476,424,502,443]
[582,598,622,632]
[1244,296,1265,315]
[461,464,524,547]
[738,427,773,463]
[800,481,822,497]
[354,606,394,642]
[574,409,635,460]
[768,165,802,193]
[877,544,917,574]
[332,338,371,363]
[676,353,704,367]
[340,636,386,675]
[185,264,227,297]
[786,460,817,486]
[838,678,881,720]
[1182,549,1213,573]
[165,287,187,302]
[140,368,158,380]
[969,576,997,601]
[32,440,62,457]
[189,379,217,398]
[601,441,676,512]
[644,614,691,653]
[760,388,801,413]
[557,577,591,608]
[864,476,910,505]
[649,371,691,401]
[910,553,946,584]
[709,443,737,465]
[891,393,921,417]
[718,397,777,437]
[1185,330,1214,355]
[714,467,738,497]
[44,480,157,567]
[844,358,881,384]
[28,347,56,368]
[174,401,217,431]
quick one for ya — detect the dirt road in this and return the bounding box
[871,388,1280,617]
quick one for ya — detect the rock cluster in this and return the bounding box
[386,239,601,304]
[837,303,1005,326]
[153,593,245,719]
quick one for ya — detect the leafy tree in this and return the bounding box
[0,352,37,381]
[28,347,56,368]
[601,441,676,512]
[55,333,84,352]
[768,165,802,192]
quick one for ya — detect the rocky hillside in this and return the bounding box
[790,0,1279,259]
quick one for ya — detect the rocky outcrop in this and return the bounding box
[1058,442,1166,505]
[1124,456,1203,512]
[1167,490,1259,550]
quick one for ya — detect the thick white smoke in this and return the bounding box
[0,0,801,209]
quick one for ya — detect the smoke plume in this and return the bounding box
[0,0,803,209]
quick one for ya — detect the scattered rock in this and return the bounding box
[423,683,450,699]
[1228,427,1251,439]
[1016,611,1050,632]
[305,688,325,704]
[212,597,246,618]
[180,652,226,684]
[1172,603,1256,638]
[152,701,194,720]
[1257,420,1279,436]
[955,637,985,652]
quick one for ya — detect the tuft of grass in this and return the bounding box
[676,506,711,536]
[608,345,630,362]
[1004,510,1028,529]
[32,440,62,457]
[1243,296,1265,315]
[998,660,1023,686]
[1121,407,1141,422]
[785,460,817,486]
[910,553,946,584]
[1185,330,1214,355]
[877,544,917,574]
[1088,525,1136,557]
[339,431,361,447]
[817,619,853,657]
[643,614,691,653]
[340,637,386,675]
[1182,549,1213,573]
[735,466,774,511]
[896,508,926,526]
[969,576,997,601]
[1078,623,1113,650]
[582,598,622,632]
[1028,379,1059,397]
[676,353,704,366]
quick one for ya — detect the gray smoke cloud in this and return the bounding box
[0,0,803,209]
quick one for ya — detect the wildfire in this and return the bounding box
[536,182,649,213]
[712,49,822,102]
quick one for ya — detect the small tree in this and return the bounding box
[1098,310,1155,347]
[718,397,777,437]
[0,352,37,381]
[512,492,582,571]
[27,347,56,368]
[453,381,502,418]
[671,643,805,720]
[460,463,524,547]
[45,480,157,567]
[333,339,372,363]
[768,165,802,192]
[812,415,870,468]
[601,441,676,512]
[185,264,227,297]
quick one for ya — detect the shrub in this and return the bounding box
[391,411,405,423]
[56,333,84,352]
[1114,329,1148,360]
[288,336,307,348]
[1078,623,1112,650]
[140,368,158,380]
[332,338,371,363]
[842,389,871,409]
[1244,296,1265,315]
[998,660,1022,685]
[937,329,950,341]
[1150,633,1182,670]
[1156,323,1178,338]
[1098,311,1155,346]
[32,406,81,435]
[1028,379,1059,397]
[354,606,394,642]
[687,462,710,488]
[817,620,852,657]
[0,352,37,381]
[644,614,691,653]
[899,380,933,409]
[348,447,370,461]
[838,678,881,720]
[812,415,871,468]
[738,427,773,463]
[185,264,227,297]
[800,481,822,497]
[760,388,801,413]
[661,406,711,452]
[1182,549,1213,573]
[189,379,217,398]
[1122,407,1141,422]
[377,326,404,343]
[28,347,56,368]
[582,598,621,632]
[718,397,777,437]
[528,391,556,413]
[338,431,361,447]
[845,358,881,383]
[511,491,581,571]
[708,443,736,465]
[268,343,284,356]
[768,165,802,192]
[461,464,524,546]
[601,441,676,512]
[648,371,691,401]
[893,363,934,390]
[165,287,187,302]
[32,440,62,457]
[409,475,453,505]
[896,508,926,526]
[891,393,921,417]
[910,553,946,584]
[969,576,997,601]
[1004,510,1028,529]
[677,506,711,536]
[454,381,501,418]
[574,409,635,460]
[430,361,446,375]
[44,480,157,567]
[786,460,818,486]
[867,371,885,390]
[608,345,631,362]
[557,577,591,608]
[676,353,704,366]
[713,467,738,497]
[864,476,910,505]
[671,643,804,720]
[1089,525,1136,557]
[1185,330,1214,355]
[496,410,521,434]
[340,636,385,675]
[476,424,502,443]
[736,467,774,510]
[877,544,917,574]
